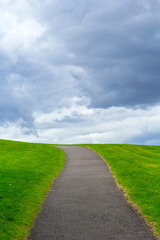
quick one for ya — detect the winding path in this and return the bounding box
[28,146,156,240]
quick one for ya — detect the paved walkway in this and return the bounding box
[28,146,156,240]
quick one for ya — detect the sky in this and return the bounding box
[0,0,160,144]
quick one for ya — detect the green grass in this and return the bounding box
[81,144,160,236]
[0,139,66,240]
[1,141,160,239]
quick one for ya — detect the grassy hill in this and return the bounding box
[0,139,66,240]
[1,140,160,239]
[82,144,160,237]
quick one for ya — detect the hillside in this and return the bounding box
[83,144,160,237]
[0,139,65,240]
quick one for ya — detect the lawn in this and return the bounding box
[1,141,160,239]
[82,144,160,237]
[0,139,66,240]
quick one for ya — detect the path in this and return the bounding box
[28,146,156,240]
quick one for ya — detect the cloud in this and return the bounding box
[0,0,160,144]
[1,102,160,145]
[49,0,160,108]
[33,103,160,145]
[0,1,45,61]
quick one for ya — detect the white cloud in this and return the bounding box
[0,1,45,61]
[0,119,38,142]
[34,97,93,124]
[1,103,160,145]
[33,103,160,144]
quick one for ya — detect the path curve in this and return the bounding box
[28,146,156,240]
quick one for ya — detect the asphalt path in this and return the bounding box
[28,146,156,240]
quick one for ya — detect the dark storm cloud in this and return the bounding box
[1,0,160,122]
[52,0,160,108]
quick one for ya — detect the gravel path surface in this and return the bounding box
[28,146,156,240]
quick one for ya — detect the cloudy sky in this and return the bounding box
[0,0,160,144]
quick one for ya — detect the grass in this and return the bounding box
[81,144,160,237]
[1,141,160,239]
[0,139,66,240]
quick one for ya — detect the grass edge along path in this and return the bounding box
[80,144,160,240]
[0,139,66,240]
